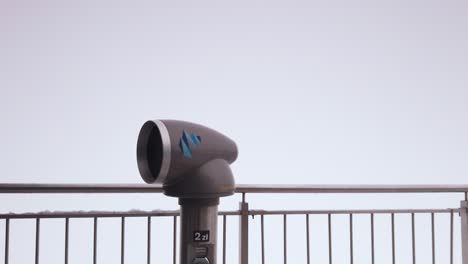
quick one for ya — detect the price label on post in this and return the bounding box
[193,231,210,242]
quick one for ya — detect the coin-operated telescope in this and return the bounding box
[137,120,238,264]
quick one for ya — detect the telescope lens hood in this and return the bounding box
[137,120,171,184]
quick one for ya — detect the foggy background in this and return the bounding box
[0,0,467,263]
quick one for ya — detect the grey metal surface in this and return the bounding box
[235,184,468,193]
[121,217,125,264]
[349,214,353,264]
[179,204,217,264]
[1,209,459,264]
[370,214,375,264]
[0,184,467,264]
[0,208,459,220]
[0,210,179,219]
[412,213,416,264]
[222,215,227,264]
[461,201,468,264]
[261,215,265,264]
[4,218,9,264]
[173,216,177,264]
[328,214,332,264]
[147,217,151,264]
[3,183,468,193]
[391,213,395,264]
[153,119,172,184]
[451,209,454,264]
[239,200,249,264]
[0,183,165,193]
[65,218,69,264]
[305,215,310,264]
[35,219,40,264]
[137,119,238,197]
[283,214,287,264]
[93,217,97,264]
[432,212,435,264]
[248,208,457,215]
[137,120,172,184]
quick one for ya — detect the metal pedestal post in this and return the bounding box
[179,198,219,264]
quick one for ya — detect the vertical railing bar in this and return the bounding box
[306,214,310,264]
[121,217,125,264]
[411,213,416,264]
[283,214,287,264]
[223,215,227,264]
[4,218,9,264]
[147,217,151,264]
[261,215,265,264]
[450,210,453,264]
[328,213,332,264]
[431,212,435,264]
[391,213,395,264]
[350,214,354,264]
[65,218,69,264]
[93,217,97,264]
[371,213,375,264]
[173,216,177,264]
[35,218,40,264]
[458,199,468,262]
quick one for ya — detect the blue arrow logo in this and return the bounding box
[179,130,202,159]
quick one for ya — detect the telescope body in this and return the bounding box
[137,119,237,264]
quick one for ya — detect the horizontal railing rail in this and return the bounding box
[0,210,242,219]
[1,183,468,193]
[0,208,459,219]
[1,183,467,264]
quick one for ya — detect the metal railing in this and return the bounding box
[0,184,468,264]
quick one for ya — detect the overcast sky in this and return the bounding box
[0,0,467,263]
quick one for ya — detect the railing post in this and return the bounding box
[461,200,468,263]
[239,193,249,264]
